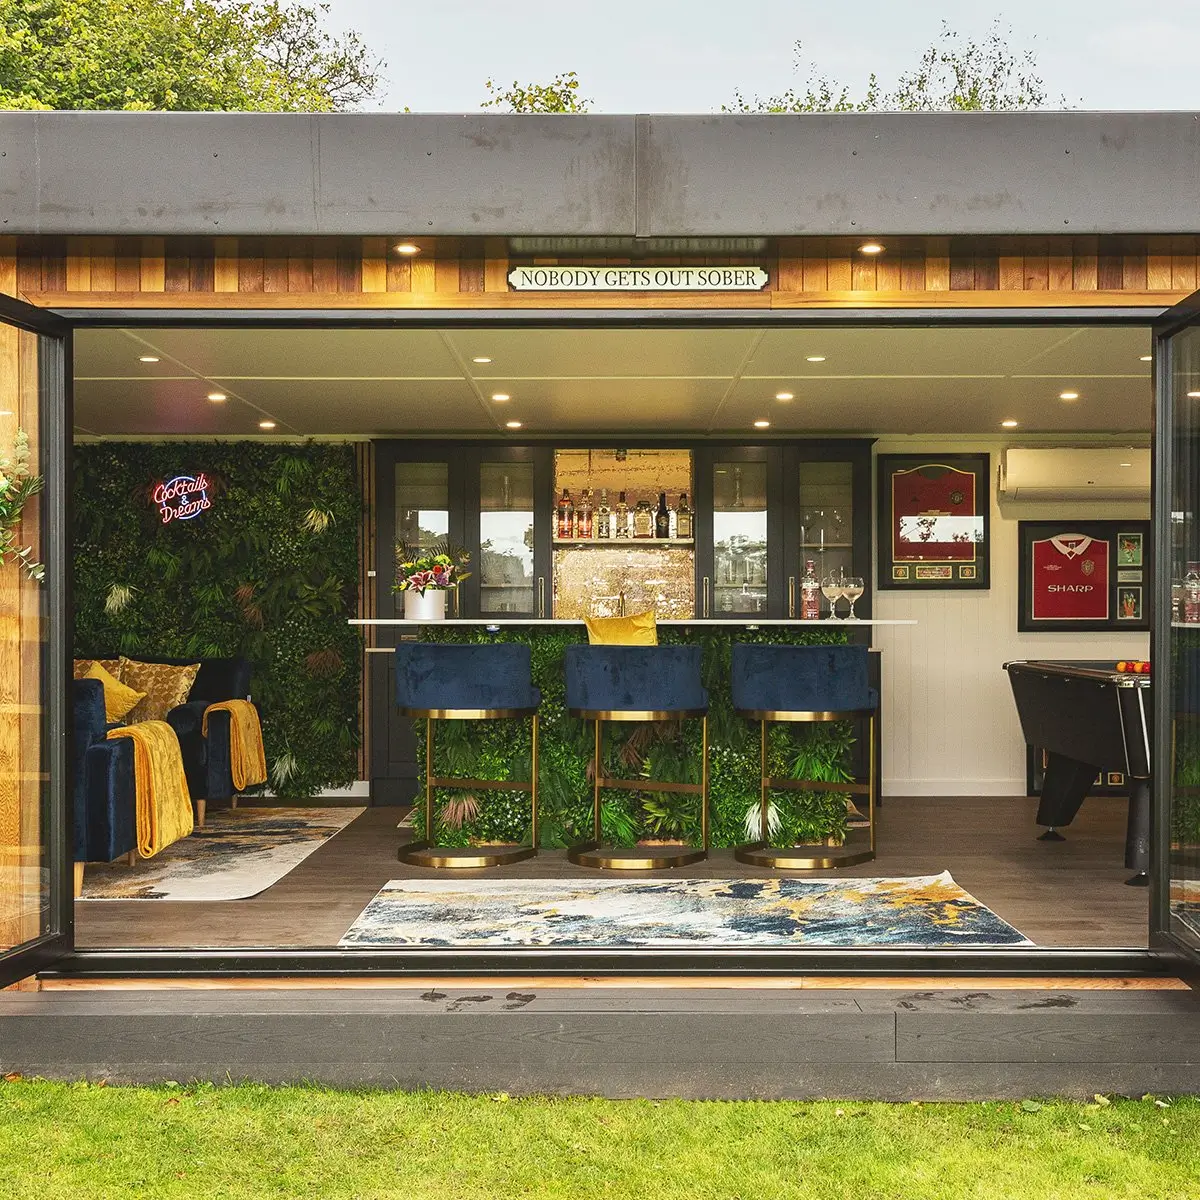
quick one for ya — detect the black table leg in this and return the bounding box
[1036,752,1098,839]
[1124,778,1150,886]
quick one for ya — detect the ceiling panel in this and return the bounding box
[444,327,759,379]
[73,380,266,436]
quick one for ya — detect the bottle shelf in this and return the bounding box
[553,537,695,546]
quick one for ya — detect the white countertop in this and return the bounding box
[351,618,917,627]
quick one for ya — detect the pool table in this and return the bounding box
[1004,659,1151,886]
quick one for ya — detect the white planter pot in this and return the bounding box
[404,589,447,620]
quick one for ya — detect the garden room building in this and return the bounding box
[0,110,1198,1095]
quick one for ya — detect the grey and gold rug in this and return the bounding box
[80,807,364,901]
[339,871,1031,948]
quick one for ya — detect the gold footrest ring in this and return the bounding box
[734,838,874,870]
[567,840,707,870]
[398,842,537,869]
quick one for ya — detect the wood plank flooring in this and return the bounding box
[73,795,1149,949]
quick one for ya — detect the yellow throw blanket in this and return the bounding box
[203,700,268,792]
[107,720,194,858]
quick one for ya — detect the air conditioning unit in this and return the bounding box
[998,447,1150,502]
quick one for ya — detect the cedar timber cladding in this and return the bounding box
[1,235,1194,308]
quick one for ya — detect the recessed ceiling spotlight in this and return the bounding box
[754,419,771,429]
[0,409,12,417]
[491,392,511,402]
[1120,461,1133,468]
[1059,391,1080,401]
[859,242,884,255]
[207,392,227,402]
[505,419,523,429]
[139,355,160,363]
[258,420,276,430]
[805,355,826,363]
[1188,391,1200,398]
[775,391,794,401]
[472,356,493,364]
[395,243,420,255]
[1001,419,1019,428]
[1140,355,1152,362]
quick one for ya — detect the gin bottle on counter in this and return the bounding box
[596,489,611,539]
[632,498,654,538]
[800,559,820,620]
[615,491,629,538]
[675,492,693,539]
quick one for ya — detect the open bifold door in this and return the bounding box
[0,294,72,987]
[1152,287,1200,972]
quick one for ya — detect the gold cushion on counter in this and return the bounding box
[584,611,658,646]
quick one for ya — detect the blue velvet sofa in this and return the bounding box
[72,678,137,893]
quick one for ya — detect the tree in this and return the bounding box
[727,20,1056,113]
[481,70,590,114]
[0,0,382,111]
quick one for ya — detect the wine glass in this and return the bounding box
[844,576,865,621]
[821,571,844,620]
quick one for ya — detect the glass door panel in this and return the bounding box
[1,299,69,985]
[1162,317,1200,958]
[798,461,855,617]
[479,461,535,614]
[712,460,769,615]
[394,461,450,615]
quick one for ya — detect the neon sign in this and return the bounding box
[154,474,213,524]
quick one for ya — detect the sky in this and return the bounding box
[327,1,1199,113]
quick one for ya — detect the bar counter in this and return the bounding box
[355,615,901,852]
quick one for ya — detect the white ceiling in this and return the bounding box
[73,324,1154,438]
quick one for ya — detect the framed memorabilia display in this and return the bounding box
[1017,520,1151,632]
[877,453,990,590]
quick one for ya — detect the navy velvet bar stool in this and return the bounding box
[563,644,709,869]
[395,642,540,868]
[731,643,878,869]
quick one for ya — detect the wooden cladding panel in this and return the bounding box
[5,234,1198,308]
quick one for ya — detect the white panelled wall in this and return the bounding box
[871,439,1150,797]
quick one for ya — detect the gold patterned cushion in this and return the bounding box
[83,661,146,724]
[584,611,658,646]
[119,657,201,723]
[74,657,120,680]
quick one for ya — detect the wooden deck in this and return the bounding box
[2,983,1197,1098]
[73,795,1149,949]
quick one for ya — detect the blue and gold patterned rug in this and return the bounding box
[339,872,1031,948]
[80,807,365,902]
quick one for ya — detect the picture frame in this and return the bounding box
[1017,519,1151,632]
[877,452,990,590]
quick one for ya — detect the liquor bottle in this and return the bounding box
[1186,562,1200,624]
[578,488,594,539]
[615,491,629,538]
[800,559,820,621]
[655,492,670,539]
[675,492,693,540]
[632,498,654,538]
[556,488,574,539]
[596,488,611,539]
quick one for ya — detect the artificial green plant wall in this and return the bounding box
[73,442,362,796]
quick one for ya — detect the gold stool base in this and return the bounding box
[398,842,537,869]
[734,836,875,870]
[567,840,707,870]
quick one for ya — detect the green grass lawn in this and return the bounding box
[1,1081,1198,1199]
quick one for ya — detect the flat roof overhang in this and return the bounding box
[3,111,1200,239]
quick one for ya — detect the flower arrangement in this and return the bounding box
[0,430,45,582]
[393,540,471,595]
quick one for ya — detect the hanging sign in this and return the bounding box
[507,265,769,292]
[154,473,213,524]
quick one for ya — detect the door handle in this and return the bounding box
[788,576,796,619]
[702,576,711,618]
[537,576,546,618]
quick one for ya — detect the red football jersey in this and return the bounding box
[891,465,978,562]
[1031,534,1110,621]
